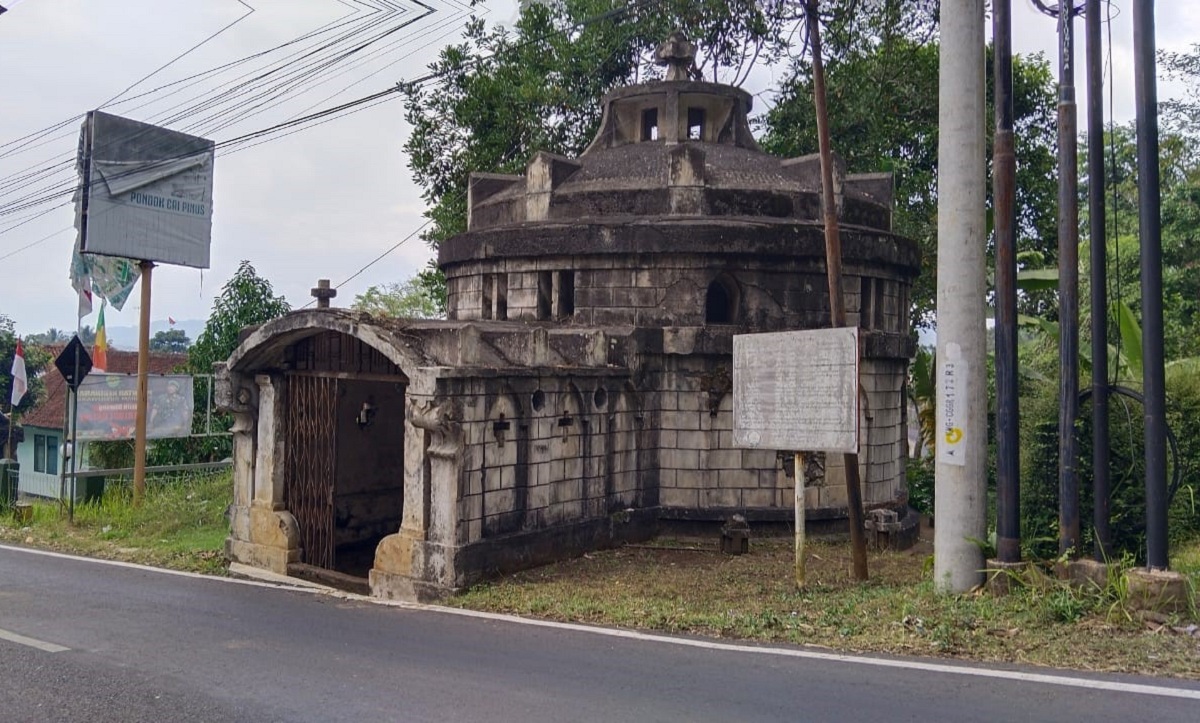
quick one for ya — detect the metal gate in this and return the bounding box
[284,375,337,570]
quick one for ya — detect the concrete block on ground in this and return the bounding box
[1125,568,1193,616]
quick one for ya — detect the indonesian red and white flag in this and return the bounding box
[10,339,27,407]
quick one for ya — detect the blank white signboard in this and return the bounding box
[732,327,859,453]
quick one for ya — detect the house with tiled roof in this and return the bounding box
[17,346,186,499]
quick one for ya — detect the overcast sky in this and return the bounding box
[0,1,1196,337]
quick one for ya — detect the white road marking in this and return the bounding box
[0,544,317,592]
[0,627,69,653]
[4,543,1200,700]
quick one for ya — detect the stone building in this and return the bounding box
[216,36,920,600]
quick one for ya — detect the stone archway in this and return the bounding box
[281,332,408,579]
[218,310,438,590]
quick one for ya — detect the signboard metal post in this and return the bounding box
[73,111,213,507]
[794,451,806,587]
[734,327,859,590]
[54,337,93,522]
[133,262,153,505]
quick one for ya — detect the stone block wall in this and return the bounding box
[651,351,908,519]
[444,254,910,340]
[430,373,647,550]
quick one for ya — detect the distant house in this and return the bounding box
[17,347,186,499]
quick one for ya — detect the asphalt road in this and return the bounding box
[1,545,1198,722]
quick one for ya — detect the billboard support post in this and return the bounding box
[133,261,153,506]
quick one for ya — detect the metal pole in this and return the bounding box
[1085,0,1112,561]
[1056,3,1081,558]
[133,261,154,506]
[806,0,869,581]
[993,0,1021,564]
[794,451,806,588]
[1132,0,1168,570]
[935,0,988,593]
[70,344,80,522]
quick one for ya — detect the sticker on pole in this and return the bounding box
[938,343,967,466]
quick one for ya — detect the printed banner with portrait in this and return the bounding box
[76,374,194,441]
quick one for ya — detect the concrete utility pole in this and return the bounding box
[934,0,987,593]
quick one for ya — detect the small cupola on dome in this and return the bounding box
[581,31,760,153]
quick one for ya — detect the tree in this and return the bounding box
[150,329,191,353]
[0,314,50,416]
[25,328,70,345]
[149,261,289,465]
[759,37,1059,329]
[352,278,444,319]
[404,0,796,251]
[187,260,290,376]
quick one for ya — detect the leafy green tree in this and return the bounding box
[25,328,70,345]
[353,278,443,319]
[149,261,289,465]
[150,329,191,353]
[187,260,290,377]
[404,0,795,250]
[759,38,1059,329]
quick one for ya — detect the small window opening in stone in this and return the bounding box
[537,271,553,319]
[641,107,659,141]
[494,274,508,321]
[687,107,705,141]
[555,271,575,319]
[705,274,739,324]
[481,274,494,320]
[860,277,875,330]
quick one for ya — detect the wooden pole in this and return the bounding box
[806,0,868,581]
[794,451,807,588]
[132,261,154,506]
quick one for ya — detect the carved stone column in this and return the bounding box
[371,391,463,601]
[236,373,299,574]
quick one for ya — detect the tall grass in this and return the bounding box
[5,469,232,574]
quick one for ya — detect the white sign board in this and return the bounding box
[76,111,215,269]
[732,327,860,453]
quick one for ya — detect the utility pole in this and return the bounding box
[1049,0,1083,558]
[1085,0,1111,561]
[1132,0,1168,570]
[806,0,868,581]
[935,0,987,593]
[993,0,1020,564]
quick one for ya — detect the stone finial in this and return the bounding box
[654,31,698,82]
[311,278,337,309]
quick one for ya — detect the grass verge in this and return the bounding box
[0,470,231,574]
[449,534,1200,679]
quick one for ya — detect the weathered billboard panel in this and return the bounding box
[76,111,215,268]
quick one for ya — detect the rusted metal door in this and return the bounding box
[284,375,337,570]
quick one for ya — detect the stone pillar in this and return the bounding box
[234,373,299,574]
[372,386,463,602]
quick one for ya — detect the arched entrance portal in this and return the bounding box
[282,331,407,581]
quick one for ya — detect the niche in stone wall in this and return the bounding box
[705,273,741,324]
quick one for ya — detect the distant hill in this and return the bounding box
[107,319,205,351]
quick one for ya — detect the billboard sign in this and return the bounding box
[76,111,215,269]
[76,374,194,442]
[732,327,860,454]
